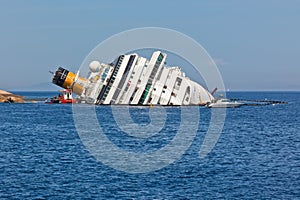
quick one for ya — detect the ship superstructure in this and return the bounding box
[52,51,214,105]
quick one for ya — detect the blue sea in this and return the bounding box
[0,91,299,199]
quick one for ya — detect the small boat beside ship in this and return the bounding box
[207,98,244,108]
[45,89,76,104]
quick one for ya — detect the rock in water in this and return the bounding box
[0,90,25,103]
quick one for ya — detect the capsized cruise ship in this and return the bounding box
[52,51,214,106]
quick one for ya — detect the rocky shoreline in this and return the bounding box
[0,90,25,103]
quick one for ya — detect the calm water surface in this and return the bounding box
[0,92,299,199]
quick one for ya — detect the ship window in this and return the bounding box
[153,88,156,91]
[176,78,182,86]
[162,90,165,93]
[163,85,167,89]
[158,54,164,62]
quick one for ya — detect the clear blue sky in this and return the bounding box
[0,0,299,91]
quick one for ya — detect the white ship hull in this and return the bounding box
[52,51,215,106]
